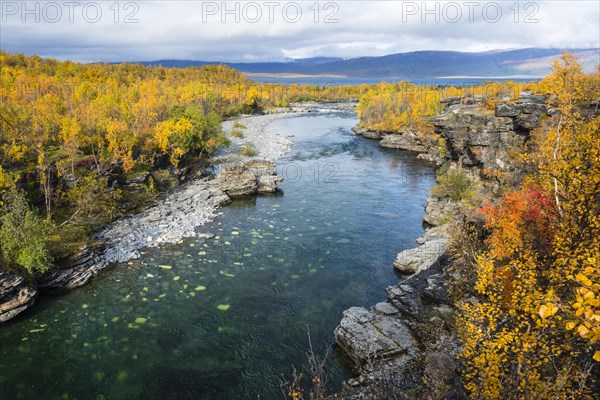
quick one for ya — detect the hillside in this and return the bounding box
[138,48,599,78]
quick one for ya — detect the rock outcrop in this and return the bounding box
[215,160,283,197]
[431,94,550,177]
[335,307,417,372]
[123,170,152,191]
[393,223,449,274]
[37,247,108,290]
[393,238,448,275]
[351,126,385,140]
[0,269,37,323]
[423,196,460,227]
[353,126,437,154]
[379,132,433,153]
[217,163,259,196]
[331,260,456,399]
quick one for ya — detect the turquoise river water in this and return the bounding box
[0,109,435,399]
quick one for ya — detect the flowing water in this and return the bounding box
[0,109,435,400]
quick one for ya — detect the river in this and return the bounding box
[0,108,435,399]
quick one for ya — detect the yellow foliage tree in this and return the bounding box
[152,117,193,166]
[59,115,83,176]
[103,117,136,172]
[458,53,599,399]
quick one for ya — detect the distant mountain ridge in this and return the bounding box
[135,48,599,78]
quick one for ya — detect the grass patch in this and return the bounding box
[240,145,258,157]
[232,120,246,129]
[231,128,244,138]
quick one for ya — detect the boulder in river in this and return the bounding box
[218,163,259,196]
[217,160,283,196]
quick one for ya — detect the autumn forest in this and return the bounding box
[0,51,599,399]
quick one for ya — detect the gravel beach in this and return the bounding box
[96,108,312,263]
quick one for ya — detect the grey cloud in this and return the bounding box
[0,1,597,62]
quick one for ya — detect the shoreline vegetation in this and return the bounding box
[1,52,599,399]
[327,54,599,399]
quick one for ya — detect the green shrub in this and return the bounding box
[50,224,91,261]
[64,174,120,227]
[0,188,52,274]
[151,169,179,191]
[431,167,474,202]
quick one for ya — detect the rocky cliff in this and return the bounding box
[331,94,550,399]
[431,94,551,176]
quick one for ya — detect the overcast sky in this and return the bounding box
[1,1,599,62]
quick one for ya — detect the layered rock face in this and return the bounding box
[431,94,550,174]
[379,132,433,153]
[335,306,417,372]
[422,94,551,226]
[352,126,436,154]
[332,261,455,399]
[37,247,109,290]
[0,269,37,323]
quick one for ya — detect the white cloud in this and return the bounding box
[0,1,598,62]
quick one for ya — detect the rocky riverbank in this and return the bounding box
[222,102,357,162]
[0,106,315,323]
[351,126,440,159]
[331,94,551,399]
[0,270,37,323]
